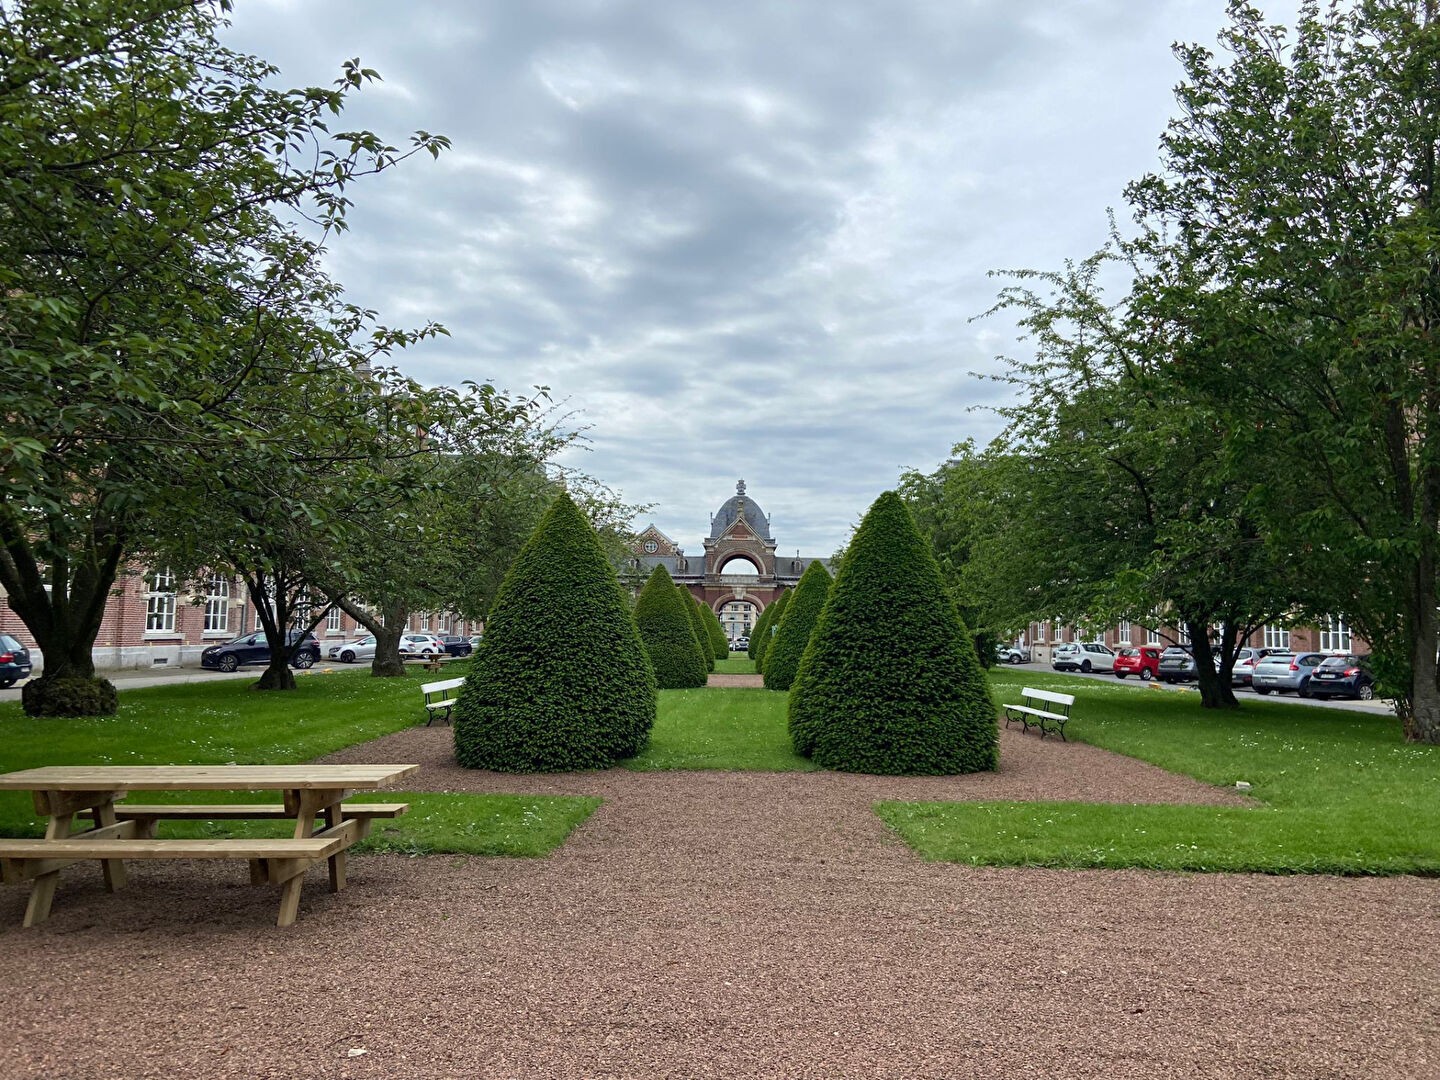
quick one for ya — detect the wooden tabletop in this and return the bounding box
[0,765,419,791]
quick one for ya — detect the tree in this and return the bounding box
[0,0,449,713]
[1116,0,1440,739]
[633,567,708,689]
[748,601,775,661]
[754,590,789,674]
[762,560,832,692]
[452,494,656,771]
[700,601,729,660]
[788,492,997,775]
[681,588,715,674]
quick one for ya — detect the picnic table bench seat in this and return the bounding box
[89,802,407,839]
[422,677,465,726]
[1002,687,1076,741]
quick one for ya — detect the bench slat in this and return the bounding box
[0,835,346,860]
[100,802,408,821]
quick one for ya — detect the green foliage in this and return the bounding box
[701,601,729,660]
[19,676,118,718]
[748,601,774,660]
[453,494,657,771]
[682,589,715,673]
[632,567,708,689]
[788,491,997,775]
[763,561,832,692]
[754,590,789,674]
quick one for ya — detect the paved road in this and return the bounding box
[0,660,365,695]
[999,661,1395,715]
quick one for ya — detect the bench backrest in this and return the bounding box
[422,677,466,696]
[1022,687,1075,708]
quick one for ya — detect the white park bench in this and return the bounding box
[422,677,465,726]
[1002,687,1076,741]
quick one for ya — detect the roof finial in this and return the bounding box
[737,478,746,496]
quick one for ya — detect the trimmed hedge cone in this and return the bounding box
[788,490,997,775]
[680,588,715,673]
[633,567,708,688]
[748,602,774,660]
[701,601,729,659]
[763,560,832,692]
[754,590,789,674]
[453,493,656,771]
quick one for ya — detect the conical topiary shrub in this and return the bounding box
[680,587,715,673]
[763,560,832,692]
[453,493,657,771]
[788,490,997,775]
[633,566,708,688]
[701,601,729,659]
[754,589,789,674]
[748,602,773,660]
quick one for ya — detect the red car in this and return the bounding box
[1113,646,1162,681]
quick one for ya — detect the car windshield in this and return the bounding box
[1317,656,1359,670]
[1161,648,1189,658]
[1117,648,1137,657]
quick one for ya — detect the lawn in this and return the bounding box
[879,668,1440,875]
[715,656,756,673]
[624,687,814,771]
[0,666,597,855]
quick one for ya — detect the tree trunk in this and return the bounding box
[1188,619,1238,710]
[1405,558,1440,744]
[332,594,408,677]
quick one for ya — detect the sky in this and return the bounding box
[219,0,1281,559]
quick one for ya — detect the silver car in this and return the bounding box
[327,635,377,663]
[1250,651,1326,696]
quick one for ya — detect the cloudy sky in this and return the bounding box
[221,0,1276,558]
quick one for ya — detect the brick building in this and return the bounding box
[627,480,832,642]
[1017,614,1362,665]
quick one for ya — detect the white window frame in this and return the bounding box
[1263,624,1291,650]
[203,574,230,635]
[144,568,177,635]
[1116,620,1130,641]
[327,606,343,634]
[1319,617,1351,653]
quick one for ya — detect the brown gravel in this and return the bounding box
[2,725,1437,1079]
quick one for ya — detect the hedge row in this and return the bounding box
[763,560,832,692]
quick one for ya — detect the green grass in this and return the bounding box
[715,656,756,673]
[879,668,1440,875]
[624,687,815,771]
[0,665,596,855]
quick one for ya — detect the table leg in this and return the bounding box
[91,801,128,892]
[323,802,347,893]
[23,809,73,927]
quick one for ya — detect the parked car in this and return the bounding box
[1308,654,1376,700]
[467,634,484,651]
[732,635,750,652]
[327,636,377,664]
[1052,642,1115,673]
[398,633,446,658]
[201,630,320,672]
[1113,646,1162,680]
[1232,647,1288,688]
[0,633,34,688]
[1157,646,1197,683]
[1250,651,1327,696]
[439,634,473,657]
[995,643,1032,664]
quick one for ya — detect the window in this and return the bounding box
[1051,621,1061,642]
[1319,617,1351,652]
[1263,624,1291,650]
[203,575,230,634]
[145,568,176,634]
[1146,624,1161,646]
[327,606,343,634]
[1116,620,1130,640]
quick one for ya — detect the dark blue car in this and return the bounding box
[200,630,320,673]
[0,633,33,688]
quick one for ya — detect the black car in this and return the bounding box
[1308,654,1376,700]
[200,630,320,672]
[1157,647,1198,683]
[0,633,34,688]
[439,635,473,658]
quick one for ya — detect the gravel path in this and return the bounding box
[2,726,1437,1079]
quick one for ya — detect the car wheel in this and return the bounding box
[1140,669,1153,681]
[1115,672,1127,679]
[292,651,315,670]
[0,677,14,689]
[1358,683,1375,701]
[340,650,356,664]
[1080,660,1092,673]
[1255,687,1271,695]
[218,654,239,673]
[1297,678,1312,699]
[1007,654,1020,664]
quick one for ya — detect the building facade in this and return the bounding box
[1016,614,1363,665]
[628,480,832,641]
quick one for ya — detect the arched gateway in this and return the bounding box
[629,481,832,640]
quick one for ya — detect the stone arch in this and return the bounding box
[714,596,762,638]
[715,553,762,576]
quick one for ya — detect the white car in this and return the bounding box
[1052,641,1116,673]
[398,633,446,658]
[327,636,377,664]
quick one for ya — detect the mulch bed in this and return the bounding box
[2,724,1437,1079]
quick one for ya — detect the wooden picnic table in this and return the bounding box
[0,764,417,927]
